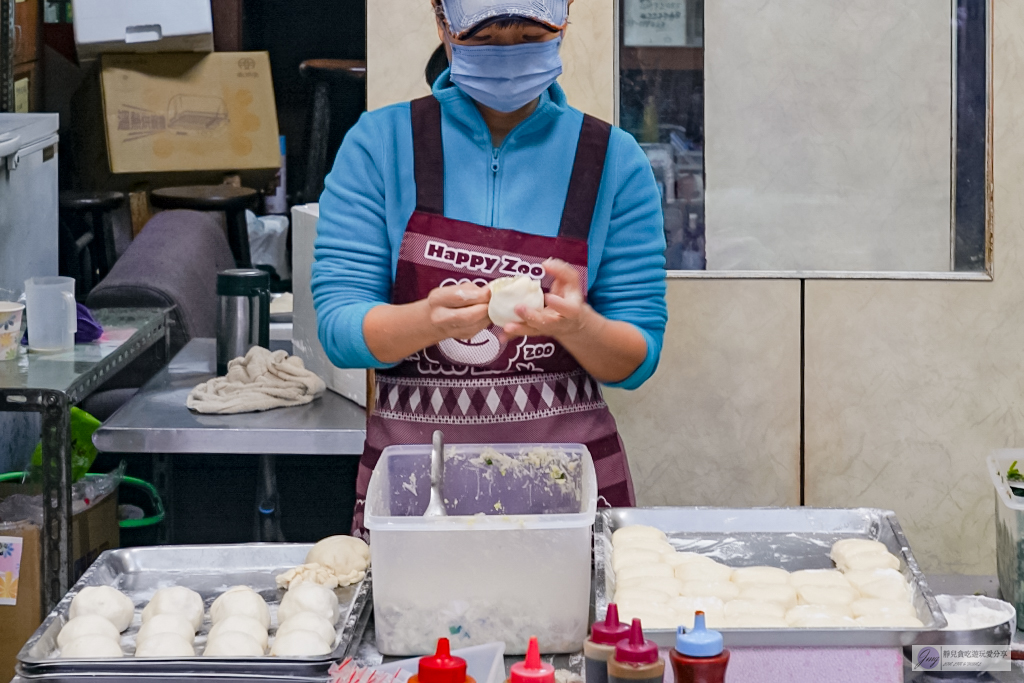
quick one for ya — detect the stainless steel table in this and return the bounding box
[0,307,170,614]
[93,338,367,541]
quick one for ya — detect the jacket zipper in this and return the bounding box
[490,147,500,226]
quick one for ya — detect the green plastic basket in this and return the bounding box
[0,472,165,529]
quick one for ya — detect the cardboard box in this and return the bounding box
[13,60,42,113]
[70,52,281,191]
[71,0,213,62]
[0,487,119,680]
[14,0,42,66]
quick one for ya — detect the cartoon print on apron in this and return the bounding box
[351,95,636,538]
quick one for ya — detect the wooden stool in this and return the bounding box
[59,191,126,296]
[150,185,259,268]
[299,59,367,203]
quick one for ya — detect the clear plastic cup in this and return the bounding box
[25,276,76,352]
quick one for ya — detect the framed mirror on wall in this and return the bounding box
[616,0,991,278]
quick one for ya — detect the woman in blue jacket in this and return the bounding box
[312,0,667,535]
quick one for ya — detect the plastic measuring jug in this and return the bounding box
[25,276,77,352]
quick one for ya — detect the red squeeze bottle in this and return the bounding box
[607,619,665,683]
[409,639,476,683]
[508,637,555,683]
[584,604,631,683]
[669,612,730,683]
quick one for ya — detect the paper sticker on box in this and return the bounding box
[0,537,23,605]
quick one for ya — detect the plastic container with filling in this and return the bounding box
[365,442,598,656]
[988,451,1024,628]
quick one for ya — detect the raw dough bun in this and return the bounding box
[838,552,900,572]
[725,615,789,629]
[674,559,733,583]
[617,563,673,583]
[858,578,910,602]
[60,635,123,658]
[797,585,859,606]
[856,614,924,628]
[57,615,121,649]
[680,580,740,602]
[276,563,340,590]
[204,631,265,657]
[738,584,798,610]
[304,536,370,587]
[277,582,340,625]
[788,615,856,628]
[671,596,726,627]
[786,604,853,624]
[830,539,888,566]
[208,615,269,650]
[210,587,270,629]
[612,549,665,572]
[616,575,683,596]
[276,612,337,646]
[616,603,679,630]
[612,538,675,555]
[731,566,790,586]
[613,587,672,606]
[269,630,333,657]
[68,586,135,632]
[136,614,196,646]
[789,569,851,589]
[849,599,917,619]
[487,276,544,327]
[141,587,205,631]
[134,633,195,658]
[612,525,668,546]
[662,552,706,568]
[724,600,786,620]
[843,569,907,592]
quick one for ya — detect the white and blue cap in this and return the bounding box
[675,612,724,658]
[439,0,569,38]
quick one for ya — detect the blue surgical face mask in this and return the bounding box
[449,37,563,113]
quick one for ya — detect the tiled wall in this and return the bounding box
[367,0,1021,574]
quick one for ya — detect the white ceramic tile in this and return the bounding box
[606,279,801,508]
[704,0,952,272]
[805,0,1022,575]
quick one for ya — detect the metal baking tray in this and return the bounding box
[595,507,947,648]
[18,543,372,677]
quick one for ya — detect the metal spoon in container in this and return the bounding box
[424,430,447,517]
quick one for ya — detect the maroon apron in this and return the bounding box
[351,95,636,537]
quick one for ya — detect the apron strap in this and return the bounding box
[558,114,612,242]
[411,95,445,215]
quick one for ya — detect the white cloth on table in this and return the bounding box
[186,346,326,414]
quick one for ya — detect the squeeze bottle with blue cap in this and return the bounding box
[584,604,630,683]
[669,612,730,683]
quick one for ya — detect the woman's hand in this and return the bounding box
[503,259,590,340]
[424,282,492,340]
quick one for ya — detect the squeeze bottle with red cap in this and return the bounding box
[669,612,730,683]
[409,639,476,683]
[584,604,631,683]
[507,637,554,683]
[607,619,664,683]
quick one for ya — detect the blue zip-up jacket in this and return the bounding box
[312,70,667,390]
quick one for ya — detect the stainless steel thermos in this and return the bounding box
[216,269,271,375]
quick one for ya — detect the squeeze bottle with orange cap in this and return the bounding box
[507,637,554,683]
[409,639,476,683]
[607,619,665,683]
[584,604,630,683]
[668,612,730,683]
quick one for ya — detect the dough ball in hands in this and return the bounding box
[141,586,205,631]
[731,566,790,586]
[276,612,337,646]
[790,569,851,589]
[270,630,333,657]
[304,536,370,587]
[210,587,270,629]
[136,614,196,646]
[277,582,340,625]
[204,631,265,657]
[60,635,123,658]
[57,615,121,649]
[208,615,269,650]
[612,525,668,546]
[487,276,544,327]
[134,633,194,658]
[68,586,135,632]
